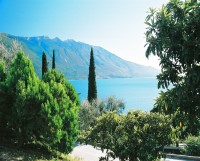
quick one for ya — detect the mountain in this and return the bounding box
[0,33,159,79]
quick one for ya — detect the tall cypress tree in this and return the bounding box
[52,49,55,69]
[42,52,48,76]
[88,48,97,102]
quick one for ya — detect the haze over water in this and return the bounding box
[70,77,161,113]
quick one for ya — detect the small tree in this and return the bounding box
[52,49,55,69]
[42,52,48,76]
[88,48,97,102]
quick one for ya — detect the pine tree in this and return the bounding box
[42,52,48,76]
[52,49,55,69]
[88,48,97,102]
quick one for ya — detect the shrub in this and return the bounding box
[184,135,200,156]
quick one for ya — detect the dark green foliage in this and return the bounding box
[183,135,200,156]
[145,0,200,135]
[152,89,200,137]
[191,0,197,3]
[52,50,55,69]
[0,61,6,82]
[88,48,97,102]
[1,51,39,145]
[82,111,172,161]
[42,52,48,76]
[0,51,80,154]
[0,84,14,138]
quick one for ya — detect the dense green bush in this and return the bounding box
[184,135,200,156]
[42,70,80,153]
[83,110,172,161]
[0,51,80,154]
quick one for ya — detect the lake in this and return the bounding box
[69,77,161,113]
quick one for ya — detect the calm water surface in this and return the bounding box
[70,77,161,112]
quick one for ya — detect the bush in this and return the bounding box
[83,110,172,161]
[184,135,200,156]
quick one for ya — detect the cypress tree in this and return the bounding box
[42,52,48,76]
[52,49,55,69]
[88,48,97,102]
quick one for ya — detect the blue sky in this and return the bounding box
[0,0,169,69]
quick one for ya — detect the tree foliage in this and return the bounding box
[103,96,125,113]
[0,51,39,143]
[145,0,200,135]
[52,49,55,69]
[42,52,48,76]
[6,51,38,91]
[184,135,200,156]
[0,51,80,154]
[79,100,102,131]
[0,61,6,82]
[79,96,125,131]
[39,71,79,153]
[88,48,97,102]
[82,111,172,161]
[42,69,80,106]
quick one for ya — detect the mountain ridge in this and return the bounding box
[0,33,159,79]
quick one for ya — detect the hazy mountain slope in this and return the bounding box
[0,33,159,79]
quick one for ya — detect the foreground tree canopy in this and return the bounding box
[81,111,172,161]
[0,51,80,154]
[145,0,200,135]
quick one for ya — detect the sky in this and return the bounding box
[0,0,169,69]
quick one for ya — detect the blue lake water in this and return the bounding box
[69,77,161,113]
